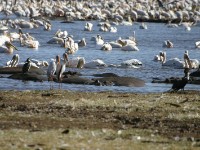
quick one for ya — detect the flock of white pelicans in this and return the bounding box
[0,16,200,83]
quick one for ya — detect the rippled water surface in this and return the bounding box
[0,17,200,93]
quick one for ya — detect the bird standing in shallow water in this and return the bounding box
[183,50,192,78]
[22,58,31,74]
[47,59,57,89]
[56,53,68,89]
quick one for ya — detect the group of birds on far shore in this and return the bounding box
[0,0,199,24]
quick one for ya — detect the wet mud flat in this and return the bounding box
[0,90,200,149]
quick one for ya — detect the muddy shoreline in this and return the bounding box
[0,90,200,149]
[0,90,199,135]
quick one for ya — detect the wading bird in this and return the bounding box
[183,50,192,78]
[47,59,57,89]
[56,53,68,89]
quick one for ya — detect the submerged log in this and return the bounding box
[61,76,93,85]
[96,76,145,87]
[0,66,46,75]
[9,73,47,82]
[93,73,119,77]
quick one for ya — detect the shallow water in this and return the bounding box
[0,17,200,93]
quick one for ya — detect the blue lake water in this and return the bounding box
[0,17,200,93]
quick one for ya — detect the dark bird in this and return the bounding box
[22,58,31,74]
[156,0,164,8]
[169,77,188,92]
[18,28,23,35]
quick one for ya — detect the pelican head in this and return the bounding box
[5,41,18,51]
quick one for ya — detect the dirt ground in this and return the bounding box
[0,90,200,149]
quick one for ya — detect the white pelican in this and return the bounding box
[68,57,85,68]
[121,16,133,26]
[153,51,166,65]
[84,22,93,31]
[162,58,185,69]
[30,59,49,67]
[19,32,36,46]
[55,29,68,38]
[43,22,51,31]
[25,40,39,49]
[64,37,78,54]
[0,41,18,54]
[119,40,139,51]
[101,42,112,51]
[94,34,104,45]
[109,26,117,33]
[139,22,148,29]
[195,41,200,48]
[6,54,20,67]
[99,23,110,32]
[18,20,34,29]
[120,59,142,68]
[84,59,107,69]
[78,38,86,47]
[163,40,173,48]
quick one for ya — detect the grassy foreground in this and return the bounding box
[0,90,200,149]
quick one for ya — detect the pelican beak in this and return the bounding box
[9,42,18,51]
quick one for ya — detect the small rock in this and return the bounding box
[62,129,69,134]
